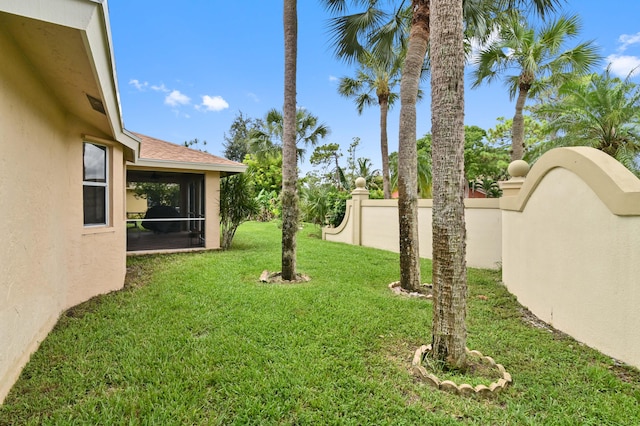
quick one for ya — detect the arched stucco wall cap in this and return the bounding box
[500,147,640,216]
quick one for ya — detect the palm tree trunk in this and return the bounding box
[397,0,429,292]
[430,0,467,370]
[511,86,529,161]
[281,0,298,280]
[379,95,391,199]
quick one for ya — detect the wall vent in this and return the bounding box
[86,94,106,115]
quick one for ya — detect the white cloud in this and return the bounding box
[171,109,191,119]
[129,79,148,91]
[329,75,338,82]
[606,54,640,77]
[165,90,191,106]
[618,32,640,52]
[151,83,169,93]
[246,92,260,103]
[199,95,229,112]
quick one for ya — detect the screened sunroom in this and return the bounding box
[126,133,246,253]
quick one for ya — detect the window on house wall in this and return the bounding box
[83,142,108,226]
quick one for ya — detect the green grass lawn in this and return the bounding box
[2,221,639,425]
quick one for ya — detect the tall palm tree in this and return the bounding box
[534,68,640,173]
[471,12,600,161]
[281,0,298,281]
[338,50,404,199]
[395,0,430,293]
[325,0,563,294]
[430,0,467,370]
[430,0,565,369]
[324,0,423,292]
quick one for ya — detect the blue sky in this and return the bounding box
[108,1,640,172]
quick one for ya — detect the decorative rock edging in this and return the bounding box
[412,345,512,397]
[388,281,433,299]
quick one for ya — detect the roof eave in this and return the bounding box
[83,1,139,158]
[129,158,247,174]
[0,0,138,159]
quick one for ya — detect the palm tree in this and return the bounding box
[250,108,330,162]
[355,157,381,190]
[325,0,564,294]
[324,0,424,292]
[394,0,430,293]
[281,0,298,281]
[430,0,566,369]
[471,12,600,161]
[534,68,640,174]
[430,0,467,369]
[338,50,403,199]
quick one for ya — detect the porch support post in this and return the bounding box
[205,171,220,249]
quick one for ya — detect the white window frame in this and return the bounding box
[83,142,109,227]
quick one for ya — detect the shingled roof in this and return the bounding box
[130,132,246,174]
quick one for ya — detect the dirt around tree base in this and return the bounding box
[388,281,433,299]
[259,270,311,284]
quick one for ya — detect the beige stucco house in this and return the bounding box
[0,0,244,403]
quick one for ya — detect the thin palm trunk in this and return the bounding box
[430,0,467,369]
[379,95,391,199]
[281,0,298,280]
[397,0,429,292]
[512,85,529,161]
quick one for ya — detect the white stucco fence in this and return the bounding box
[323,147,640,369]
[323,192,502,270]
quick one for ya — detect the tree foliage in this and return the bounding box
[389,147,432,198]
[534,69,640,174]
[220,174,259,249]
[251,108,330,162]
[132,183,179,207]
[223,112,263,162]
[486,115,550,162]
[309,143,343,188]
[338,49,406,198]
[399,126,508,198]
[183,138,208,151]
[244,154,283,195]
[471,11,600,160]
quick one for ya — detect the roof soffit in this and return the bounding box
[0,1,136,155]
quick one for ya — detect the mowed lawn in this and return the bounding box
[1,221,639,425]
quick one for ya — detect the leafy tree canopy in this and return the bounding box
[132,183,179,207]
[244,153,283,196]
[486,116,549,163]
[417,125,510,183]
[532,68,640,174]
[223,111,263,162]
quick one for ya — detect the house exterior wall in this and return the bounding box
[0,26,128,402]
[323,196,502,270]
